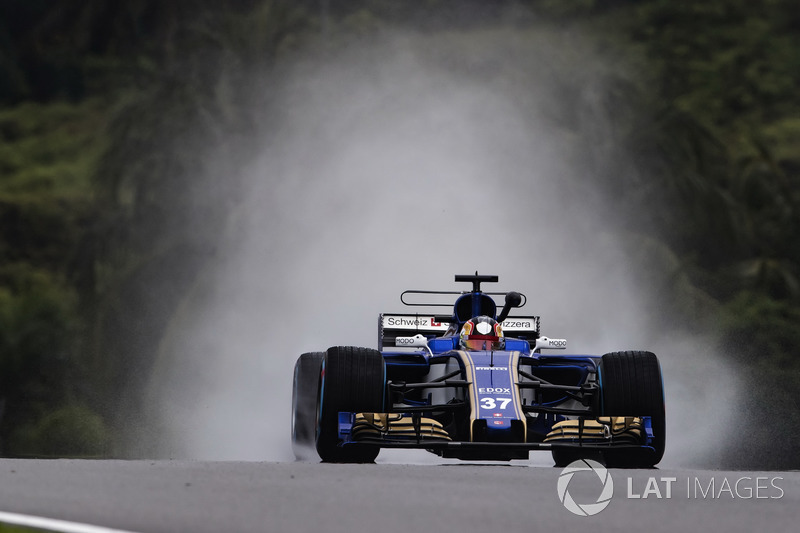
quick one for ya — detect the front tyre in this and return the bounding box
[292,352,324,461]
[316,346,385,463]
[599,350,666,468]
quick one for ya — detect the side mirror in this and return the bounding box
[394,334,429,349]
[534,336,567,352]
[497,291,523,323]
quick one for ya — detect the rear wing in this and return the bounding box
[499,316,541,345]
[378,314,450,351]
[379,313,540,351]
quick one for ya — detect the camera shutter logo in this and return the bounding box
[557,459,614,516]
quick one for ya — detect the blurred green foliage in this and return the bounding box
[9,403,110,457]
[0,101,104,198]
[0,0,798,466]
[0,99,102,456]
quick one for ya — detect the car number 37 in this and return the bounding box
[480,397,512,409]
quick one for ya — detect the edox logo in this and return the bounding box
[557,459,614,516]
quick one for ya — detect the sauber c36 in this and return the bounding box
[291,274,665,467]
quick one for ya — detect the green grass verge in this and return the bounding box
[0,523,50,533]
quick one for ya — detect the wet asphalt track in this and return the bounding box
[0,456,797,533]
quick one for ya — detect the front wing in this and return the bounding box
[337,411,658,458]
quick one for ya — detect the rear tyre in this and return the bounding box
[599,350,666,467]
[316,346,386,463]
[292,352,324,461]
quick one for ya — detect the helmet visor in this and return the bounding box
[462,334,503,351]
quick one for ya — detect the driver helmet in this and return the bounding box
[460,316,504,351]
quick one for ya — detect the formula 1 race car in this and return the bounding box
[291,274,665,467]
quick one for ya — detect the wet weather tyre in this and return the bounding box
[599,350,666,468]
[292,352,324,461]
[316,346,385,463]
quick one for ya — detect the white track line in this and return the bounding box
[0,511,140,533]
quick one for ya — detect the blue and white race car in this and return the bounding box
[292,274,665,467]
